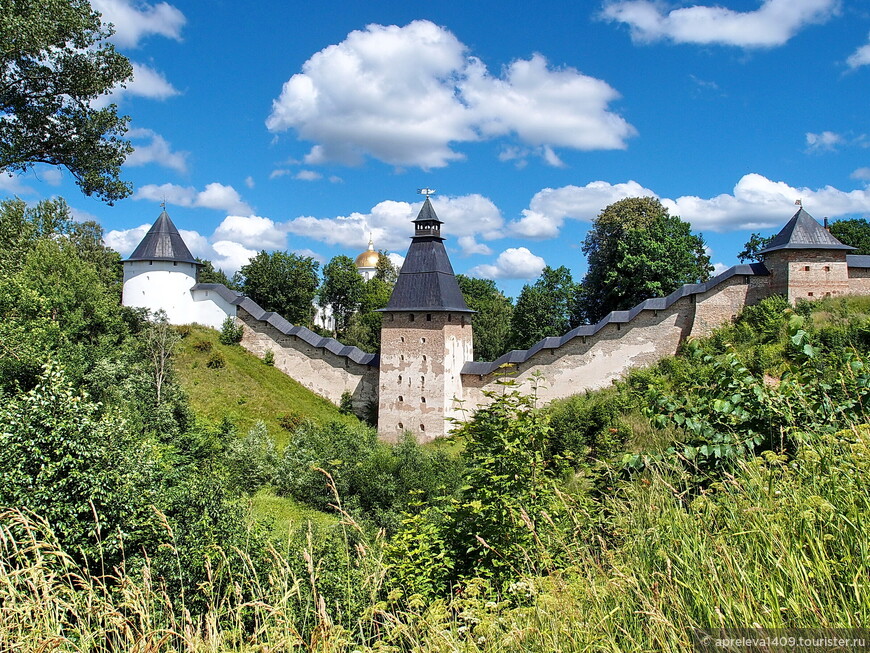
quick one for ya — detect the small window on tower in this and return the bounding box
[420,424,425,432]
[825,266,831,272]
[173,262,177,266]
[398,422,403,430]
[409,314,415,322]
[426,314,432,321]
[398,395,404,402]
[421,397,426,403]
[804,266,810,271]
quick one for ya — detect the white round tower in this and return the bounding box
[122,209,202,324]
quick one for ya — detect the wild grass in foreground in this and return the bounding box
[2,424,868,652]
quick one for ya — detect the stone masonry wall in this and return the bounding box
[237,307,378,412]
[378,311,473,443]
[848,266,870,295]
[462,272,768,414]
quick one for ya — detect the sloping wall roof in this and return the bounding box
[192,283,379,367]
[126,210,199,264]
[461,263,768,376]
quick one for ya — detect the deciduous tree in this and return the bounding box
[830,218,870,255]
[320,255,365,338]
[238,250,319,326]
[0,0,134,202]
[578,197,711,323]
[509,266,578,351]
[457,274,514,361]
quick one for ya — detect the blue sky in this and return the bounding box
[4,0,870,296]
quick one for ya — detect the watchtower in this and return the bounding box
[760,207,855,303]
[377,196,474,442]
[122,209,202,323]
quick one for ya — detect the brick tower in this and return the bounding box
[377,197,474,442]
[759,207,855,303]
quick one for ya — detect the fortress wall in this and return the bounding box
[848,267,870,294]
[237,307,379,411]
[689,274,769,338]
[462,298,695,411]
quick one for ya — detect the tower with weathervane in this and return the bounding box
[376,190,474,442]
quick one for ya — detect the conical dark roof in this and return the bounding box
[380,199,472,313]
[126,210,199,264]
[759,208,855,254]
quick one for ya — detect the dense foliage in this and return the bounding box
[509,265,578,350]
[578,197,712,323]
[238,250,319,326]
[0,0,133,202]
[457,274,514,360]
[830,217,870,254]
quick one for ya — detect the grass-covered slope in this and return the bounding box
[174,324,355,448]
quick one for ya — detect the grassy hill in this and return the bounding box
[174,324,356,449]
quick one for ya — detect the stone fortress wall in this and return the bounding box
[123,206,870,442]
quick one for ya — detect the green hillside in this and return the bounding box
[174,324,356,449]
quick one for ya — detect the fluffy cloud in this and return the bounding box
[510,180,656,238]
[104,224,150,255]
[847,32,870,69]
[295,170,322,181]
[92,0,185,48]
[852,168,870,181]
[210,240,257,272]
[94,62,179,107]
[665,174,870,232]
[512,174,870,238]
[601,0,838,48]
[126,128,188,173]
[135,182,252,214]
[283,194,503,251]
[212,215,286,250]
[266,20,634,168]
[467,247,546,280]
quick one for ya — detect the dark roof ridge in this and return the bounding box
[126,210,200,264]
[759,208,855,254]
[191,283,379,367]
[460,262,768,377]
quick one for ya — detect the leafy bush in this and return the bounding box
[546,388,629,464]
[263,348,274,366]
[192,339,212,353]
[206,351,225,369]
[218,316,244,345]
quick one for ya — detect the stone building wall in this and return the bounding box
[763,250,850,303]
[378,311,473,442]
[848,266,870,294]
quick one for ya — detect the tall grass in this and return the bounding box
[3,424,868,651]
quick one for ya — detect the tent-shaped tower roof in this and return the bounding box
[126,210,199,265]
[380,197,472,313]
[759,208,855,255]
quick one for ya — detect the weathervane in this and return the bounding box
[795,199,802,206]
[417,187,436,197]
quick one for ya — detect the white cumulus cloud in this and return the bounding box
[266,20,634,168]
[94,62,179,107]
[212,215,286,250]
[601,0,838,48]
[510,180,656,238]
[664,173,870,231]
[135,182,252,214]
[467,247,546,280]
[104,223,150,256]
[126,128,188,173]
[93,0,186,48]
[847,32,870,69]
[283,194,503,252]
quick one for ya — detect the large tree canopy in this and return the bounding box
[578,197,711,323]
[457,274,514,361]
[509,266,578,351]
[238,250,320,327]
[830,218,870,255]
[0,0,133,203]
[320,255,365,338]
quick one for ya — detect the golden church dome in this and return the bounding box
[354,238,380,269]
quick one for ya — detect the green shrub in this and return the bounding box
[192,339,212,353]
[277,410,303,432]
[339,390,354,415]
[206,351,225,369]
[263,348,274,366]
[219,316,244,345]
